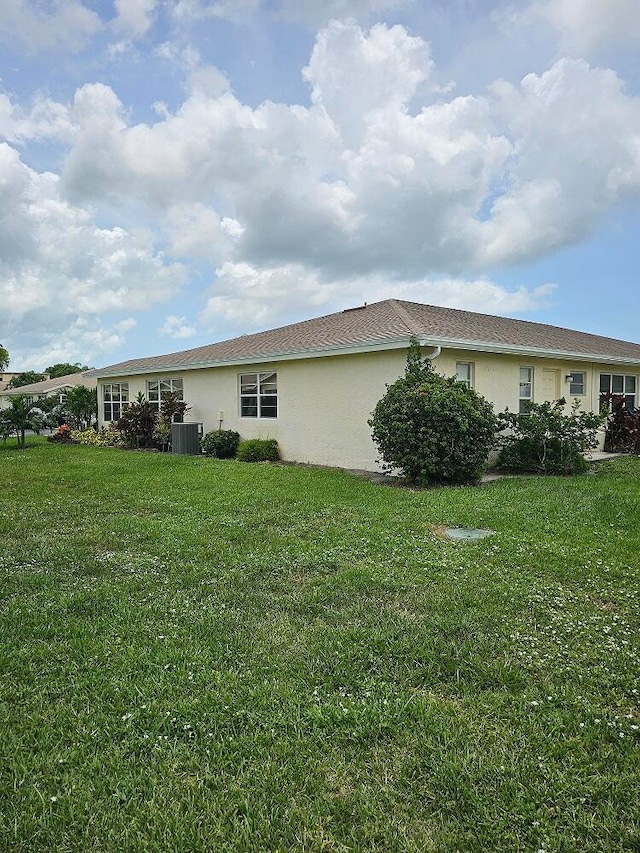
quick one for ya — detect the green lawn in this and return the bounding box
[1,439,639,852]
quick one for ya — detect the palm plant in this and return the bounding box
[0,396,43,448]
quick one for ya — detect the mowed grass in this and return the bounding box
[1,440,639,852]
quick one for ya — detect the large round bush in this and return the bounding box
[369,341,498,485]
[201,429,241,458]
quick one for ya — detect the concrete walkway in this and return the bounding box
[583,451,621,462]
[480,451,623,483]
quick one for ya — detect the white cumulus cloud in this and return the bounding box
[0,0,101,53]
[0,143,188,367]
[160,315,198,339]
[113,0,157,38]
[0,92,75,144]
[480,59,640,265]
[3,17,640,361]
[56,21,640,289]
[200,261,556,333]
[165,203,242,263]
[499,0,640,56]
[303,20,434,150]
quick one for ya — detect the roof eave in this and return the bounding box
[94,337,419,377]
[434,337,640,365]
[0,372,97,396]
[94,335,640,379]
[2,383,70,396]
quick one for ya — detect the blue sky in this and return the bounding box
[1,0,639,370]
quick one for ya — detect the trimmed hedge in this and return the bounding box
[236,438,280,463]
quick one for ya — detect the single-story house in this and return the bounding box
[0,371,98,409]
[94,299,640,471]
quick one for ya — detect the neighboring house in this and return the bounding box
[94,299,640,471]
[0,372,25,393]
[0,371,98,409]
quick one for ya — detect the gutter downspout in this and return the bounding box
[415,339,442,360]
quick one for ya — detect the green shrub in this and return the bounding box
[153,419,172,452]
[47,425,77,444]
[160,391,189,425]
[369,339,498,485]
[236,438,280,463]
[117,394,157,448]
[497,399,604,475]
[201,429,241,458]
[71,426,125,447]
[603,398,640,454]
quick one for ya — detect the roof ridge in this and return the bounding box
[386,299,424,336]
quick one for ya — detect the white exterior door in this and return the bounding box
[542,369,560,403]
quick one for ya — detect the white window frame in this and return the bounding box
[240,372,278,419]
[568,371,585,396]
[147,378,183,411]
[455,362,473,388]
[519,367,533,413]
[103,382,129,422]
[599,373,637,411]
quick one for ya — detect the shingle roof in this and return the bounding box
[95,299,640,377]
[1,370,98,396]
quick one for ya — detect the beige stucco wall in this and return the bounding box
[98,348,639,470]
[435,350,638,451]
[436,350,600,413]
[99,349,407,470]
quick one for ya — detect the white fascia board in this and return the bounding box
[94,335,640,379]
[94,337,419,378]
[431,336,640,365]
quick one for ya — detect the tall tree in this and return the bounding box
[7,371,47,388]
[46,363,91,379]
[0,344,9,372]
[64,386,98,430]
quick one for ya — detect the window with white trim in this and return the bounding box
[456,362,473,388]
[147,378,183,411]
[240,372,277,418]
[599,374,637,411]
[519,367,533,413]
[568,372,585,396]
[103,382,129,421]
